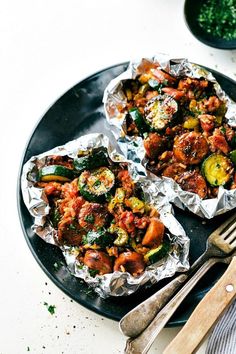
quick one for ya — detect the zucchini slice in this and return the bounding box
[144,241,170,264]
[82,230,114,248]
[230,149,236,166]
[78,167,115,202]
[129,108,149,135]
[38,165,74,182]
[73,148,109,172]
[108,224,129,247]
[50,207,61,227]
[202,154,233,187]
[144,94,178,130]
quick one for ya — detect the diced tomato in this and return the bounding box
[44,182,62,196]
[209,129,230,155]
[118,211,135,233]
[151,69,176,85]
[162,87,185,100]
[199,114,215,132]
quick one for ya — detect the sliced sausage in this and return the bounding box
[177,171,207,199]
[173,132,208,165]
[162,162,187,180]
[78,202,109,231]
[83,250,113,275]
[57,217,84,246]
[144,132,167,159]
[114,251,145,276]
[142,218,165,247]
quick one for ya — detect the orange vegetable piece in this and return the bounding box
[142,218,164,247]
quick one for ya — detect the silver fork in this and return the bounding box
[120,212,236,353]
[120,212,236,338]
[125,250,236,354]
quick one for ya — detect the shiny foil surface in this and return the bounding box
[103,56,236,218]
[21,133,189,297]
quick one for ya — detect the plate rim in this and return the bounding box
[17,61,236,325]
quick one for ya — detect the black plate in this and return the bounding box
[17,63,236,326]
[184,0,236,49]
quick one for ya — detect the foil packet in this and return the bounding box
[21,133,189,298]
[103,55,236,218]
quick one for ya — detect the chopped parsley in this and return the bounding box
[198,0,236,41]
[68,223,76,230]
[88,269,99,277]
[93,180,101,187]
[53,261,64,270]
[44,302,56,315]
[84,214,95,223]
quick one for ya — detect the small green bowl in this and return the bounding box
[184,0,236,49]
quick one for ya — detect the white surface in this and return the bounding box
[1,0,236,353]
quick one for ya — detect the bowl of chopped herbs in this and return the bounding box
[184,0,236,49]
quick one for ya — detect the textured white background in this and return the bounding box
[1,0,236,353]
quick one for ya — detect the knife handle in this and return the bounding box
[163,256,236,354]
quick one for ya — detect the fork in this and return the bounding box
[163,255,236,354]
[120,212,236,338]
[122,213,236,354]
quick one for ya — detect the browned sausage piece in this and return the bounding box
[57,218,84,246]
[173,132,208,165]
[83,250,113,275]
[144,132,166,159]
[78,202,109,231]
[177,171,207,199]
[114,251,145,276]
[142,218,164,247]
[162,162,186,180]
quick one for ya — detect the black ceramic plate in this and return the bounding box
[184,0,236,49]
[18,63,236,326]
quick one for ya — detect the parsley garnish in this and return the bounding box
[84,214,95,223]
[68,223,76,230]
[44,302,56,315]
[93,180,101,187]
[88,269,99,277]
[198,0,236,41]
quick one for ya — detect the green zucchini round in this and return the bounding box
[108,224,129,247]
[129,108,150,135]
[229,149,236,166]
[144,94,178,130]
[38,165,74,182]
[201,154,233,187]
[73,148,109,172]
[78,167,115,202]
[144,241,170,264]
[82,230,114,248]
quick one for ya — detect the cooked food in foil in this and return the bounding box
[22,132,189,296]
[113,68,236,199]
[35,148,172,277]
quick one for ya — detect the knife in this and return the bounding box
[163,256,236,354]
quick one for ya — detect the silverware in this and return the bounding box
[120,212,236,338]
[123,214,236,354]
[163,256,236,354]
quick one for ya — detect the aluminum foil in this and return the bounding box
[103,55,236,218]
[21,133,189,298]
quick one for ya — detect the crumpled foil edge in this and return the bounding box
[103,55,236,218]
[21,133,189,298]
